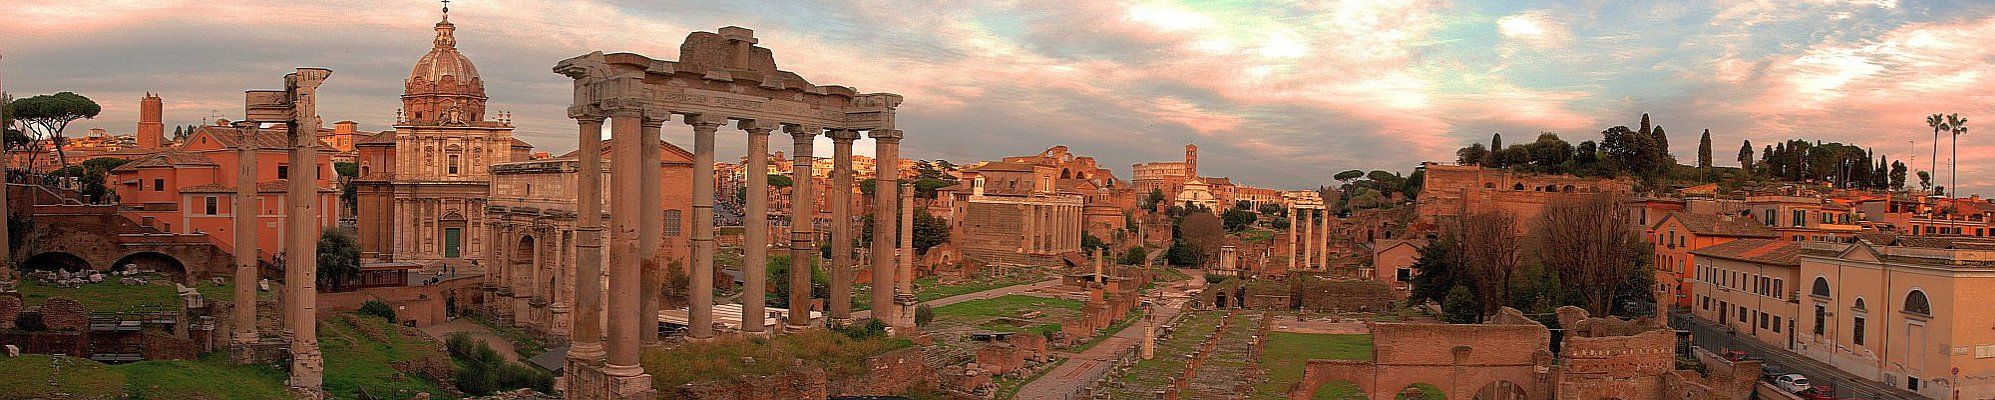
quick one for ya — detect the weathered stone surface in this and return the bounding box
[38,297,88,331]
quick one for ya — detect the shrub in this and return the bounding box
[447,332,552,395]
[833,318,889,340]
[914,305,934,327]
[357,300,396,323]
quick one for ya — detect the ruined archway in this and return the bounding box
[1471,380,1527,400]
[21,252,90,273]
[112,252,188,283]
[513,234,537,293]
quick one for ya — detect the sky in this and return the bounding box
[3,0,1993,194]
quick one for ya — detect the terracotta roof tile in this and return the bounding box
[1659,212,1778,238]
[1690,238,1799,266]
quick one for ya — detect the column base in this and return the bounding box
[287,345,325,397]
[564,362,657,400]
[568,340,606,363]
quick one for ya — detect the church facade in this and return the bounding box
[354,11,532,266]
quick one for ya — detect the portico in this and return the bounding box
[553,26,906,399]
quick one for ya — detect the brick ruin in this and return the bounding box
[1207,276,1394,312]
[1288,307,1760,400]
[673,347,936,399]
[0,293,217,363]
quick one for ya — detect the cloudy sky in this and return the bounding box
[4,0,1993,194]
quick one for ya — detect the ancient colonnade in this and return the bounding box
[1286,203,1331,272]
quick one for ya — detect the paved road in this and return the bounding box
[1672,311,1923,400]
[1013,270,1201,400]
[851,279,1065,320]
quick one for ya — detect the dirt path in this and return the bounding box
[418,319,521,363]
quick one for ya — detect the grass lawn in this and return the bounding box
[466,314,548,357]
[319,314,454,399]
[1251,332,1373,400]
[643,329,913,391]
[16,276,248,314]
[0,354,128,399]
[930,294,1080,337]
[851,275,1047,312]
[114,353,290,399]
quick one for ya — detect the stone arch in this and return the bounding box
[21,252,91,273]
[112,251,188,282]
[1511,183,1524,191]
[1295,361,1374,400]
[1471,380,1527,400]
[1562,185,1575,192]
[1309,380,1369,400]
[1394,382,1445,400]
[512,234,536,293]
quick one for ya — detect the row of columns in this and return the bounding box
[1022,203,1081,254]
[563,108,910,395]
[1286,206,1331,271]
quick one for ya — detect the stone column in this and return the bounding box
[232,127,260,349]
[604,110,646,376]
[870,129,901,327]
[1317,206,1330,271]
[895,181,915,329]
[786,126,817,329]
[1286,207,1297,272]
[284,68,328,395]
[740,120,773,334]
[568,115,606,363]
[638,116,665,344]
[686,116,722,340]
[1292,208,1308,268]
[827,130,858,324]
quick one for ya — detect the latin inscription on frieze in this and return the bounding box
[646,87,845,122]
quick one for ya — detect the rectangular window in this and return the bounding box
[448,154,461,175]
[1739,306,1749,323]
[1814,305,1826,335]
[1773,316,1781,332]
[663,209,683,237]
[1853,316,1866,345]
[1773,279,1783,299]
[277,165,289,180]
[1760,312,1769,329]
[1764,209,1777,226]
[152,179,164,191]
[1793,210,1806,227]
[204,196,217,215]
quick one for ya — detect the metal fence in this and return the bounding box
[1670,311,1923,400]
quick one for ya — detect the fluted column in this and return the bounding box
[827,130,858,324]
[1300,209,1314,270]
[638,116,665,344]
[285,69,327,394]
[1285,206,1297,272]
[604,110,645,374]
[1317,206,1330,271]
[232,127,259,347]
[786,126,817,329]
[568,115,605,363]
[686,116,722,340]
[741,120,773,334]
[870,130,901,327]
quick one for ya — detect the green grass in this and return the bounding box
[465,314,548,357]
[114,353,290,399]
[852,275,1049,312]
[1251,332,1373,400]
[0,354,128,399]
[931,295,1081,320]
[16,276,246,314]
[643,329,913,391]
[318,314,454,399]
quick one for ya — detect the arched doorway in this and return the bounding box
[113,252,187,281]
[1396,383,1445,400]
[514,235,536,295]
[1472,380,1527,400]
[21,252,90,273]
[1312,380,1367,400]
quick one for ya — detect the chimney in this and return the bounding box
[137,93,164,149]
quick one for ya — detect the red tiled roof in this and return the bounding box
[1690,238,1799,266]
[1657,212,1778,238]
[111,151,216,172]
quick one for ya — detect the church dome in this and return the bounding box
[409,21,482,86]
[402,13,488,126]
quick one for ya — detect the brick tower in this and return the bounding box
[1184,143,1198,177]
[137,93,164,149]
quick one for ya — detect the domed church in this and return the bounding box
[353,6,533,266]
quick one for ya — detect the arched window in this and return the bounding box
[1904,290,1931,316]
[1512,183,1525,190]
[1563,185,1575,192]
[1853,298,1867,311]
[1484,182,1495,189]
[1811,277,1830,297]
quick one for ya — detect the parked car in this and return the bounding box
[1768,374,1813,394]
[1795,384,1835,400]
